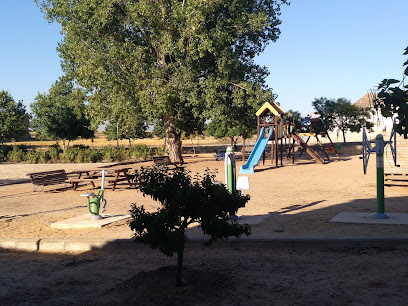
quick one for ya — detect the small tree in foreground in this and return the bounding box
[129,166,251,287]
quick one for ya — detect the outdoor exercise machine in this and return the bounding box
[361,128,397,219]
[80,170,108,220]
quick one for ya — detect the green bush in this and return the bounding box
[7,146,25,163]
[62,146,103,163]
[62,146,82,162]
[153,145,166,157]
[79,148,103,163]
[48,144,62,162]
[39,151,50,163]
[130,144,152,160]
[25,151,40,164]
[0,145,13,162]
[102,146,129,162]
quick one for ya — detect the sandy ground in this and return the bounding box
[1,152,408,304]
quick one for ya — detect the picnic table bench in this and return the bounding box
[73,168,133,191]
[27,169,83,192]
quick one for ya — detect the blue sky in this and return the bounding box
[1,1,407,116]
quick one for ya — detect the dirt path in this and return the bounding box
[1,154,407,240]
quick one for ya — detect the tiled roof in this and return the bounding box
[353,93,377,108]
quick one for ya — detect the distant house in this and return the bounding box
[353,93,395,133]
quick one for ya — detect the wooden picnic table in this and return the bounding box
[72,167,133,191]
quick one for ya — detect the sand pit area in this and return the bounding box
[1,153,408,305]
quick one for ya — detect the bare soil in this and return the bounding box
[1,152,408,305]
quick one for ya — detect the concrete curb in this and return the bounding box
[2,238,408,253]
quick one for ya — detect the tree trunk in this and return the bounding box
[342,130,346,143]
[242,137,246,162]
[190,138,196,155]
[176,248,184,287]
[164,113,184,164]
[229,136,234,147]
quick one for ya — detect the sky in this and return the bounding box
[0,0,407,117]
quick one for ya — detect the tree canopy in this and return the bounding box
[104,105,149,146]
[30,77,94,146]
[312,97,372,142]
[207,85,275,146]
[375,46,408,138]
[0,90,27,144]
[36,0,289,163]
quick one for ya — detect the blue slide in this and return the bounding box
[240,127,274,174]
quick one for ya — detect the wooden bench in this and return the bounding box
[27,169,71,192]
[153,156,174,166]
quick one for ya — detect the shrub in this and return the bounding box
[25,150,50,164]
[25,151,40,164]
[7,146,25,163]
[81,148,103,163]
[48,144,62,162]
[25,151,36,164]
[0,145,13,162]
[130,144,152,160]
[62,147,80,162]
[39,151,50,163]
[153,145,166,157]
[102,146,129,162]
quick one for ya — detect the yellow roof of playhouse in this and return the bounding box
[255,102,286,117]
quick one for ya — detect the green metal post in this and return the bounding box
[225,147,236,193]
[225,146,238,220]
[373,135,388,219]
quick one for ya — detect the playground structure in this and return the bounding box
[240,102,334,174]
[298,116,339,162]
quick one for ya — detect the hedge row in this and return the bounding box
[0,144,166,164]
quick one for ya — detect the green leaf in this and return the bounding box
[386,79,401,86]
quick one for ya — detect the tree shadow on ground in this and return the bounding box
[0,178,30,186]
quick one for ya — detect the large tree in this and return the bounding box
[311,97,338,131]
[104,104,148,146]
[30,77,94,148]
[312,97,372,142]
[375,46,408,138]
[36,0,289,163]
[207,85,275,146]
[0,90,26,144]
[333,98,373,143]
